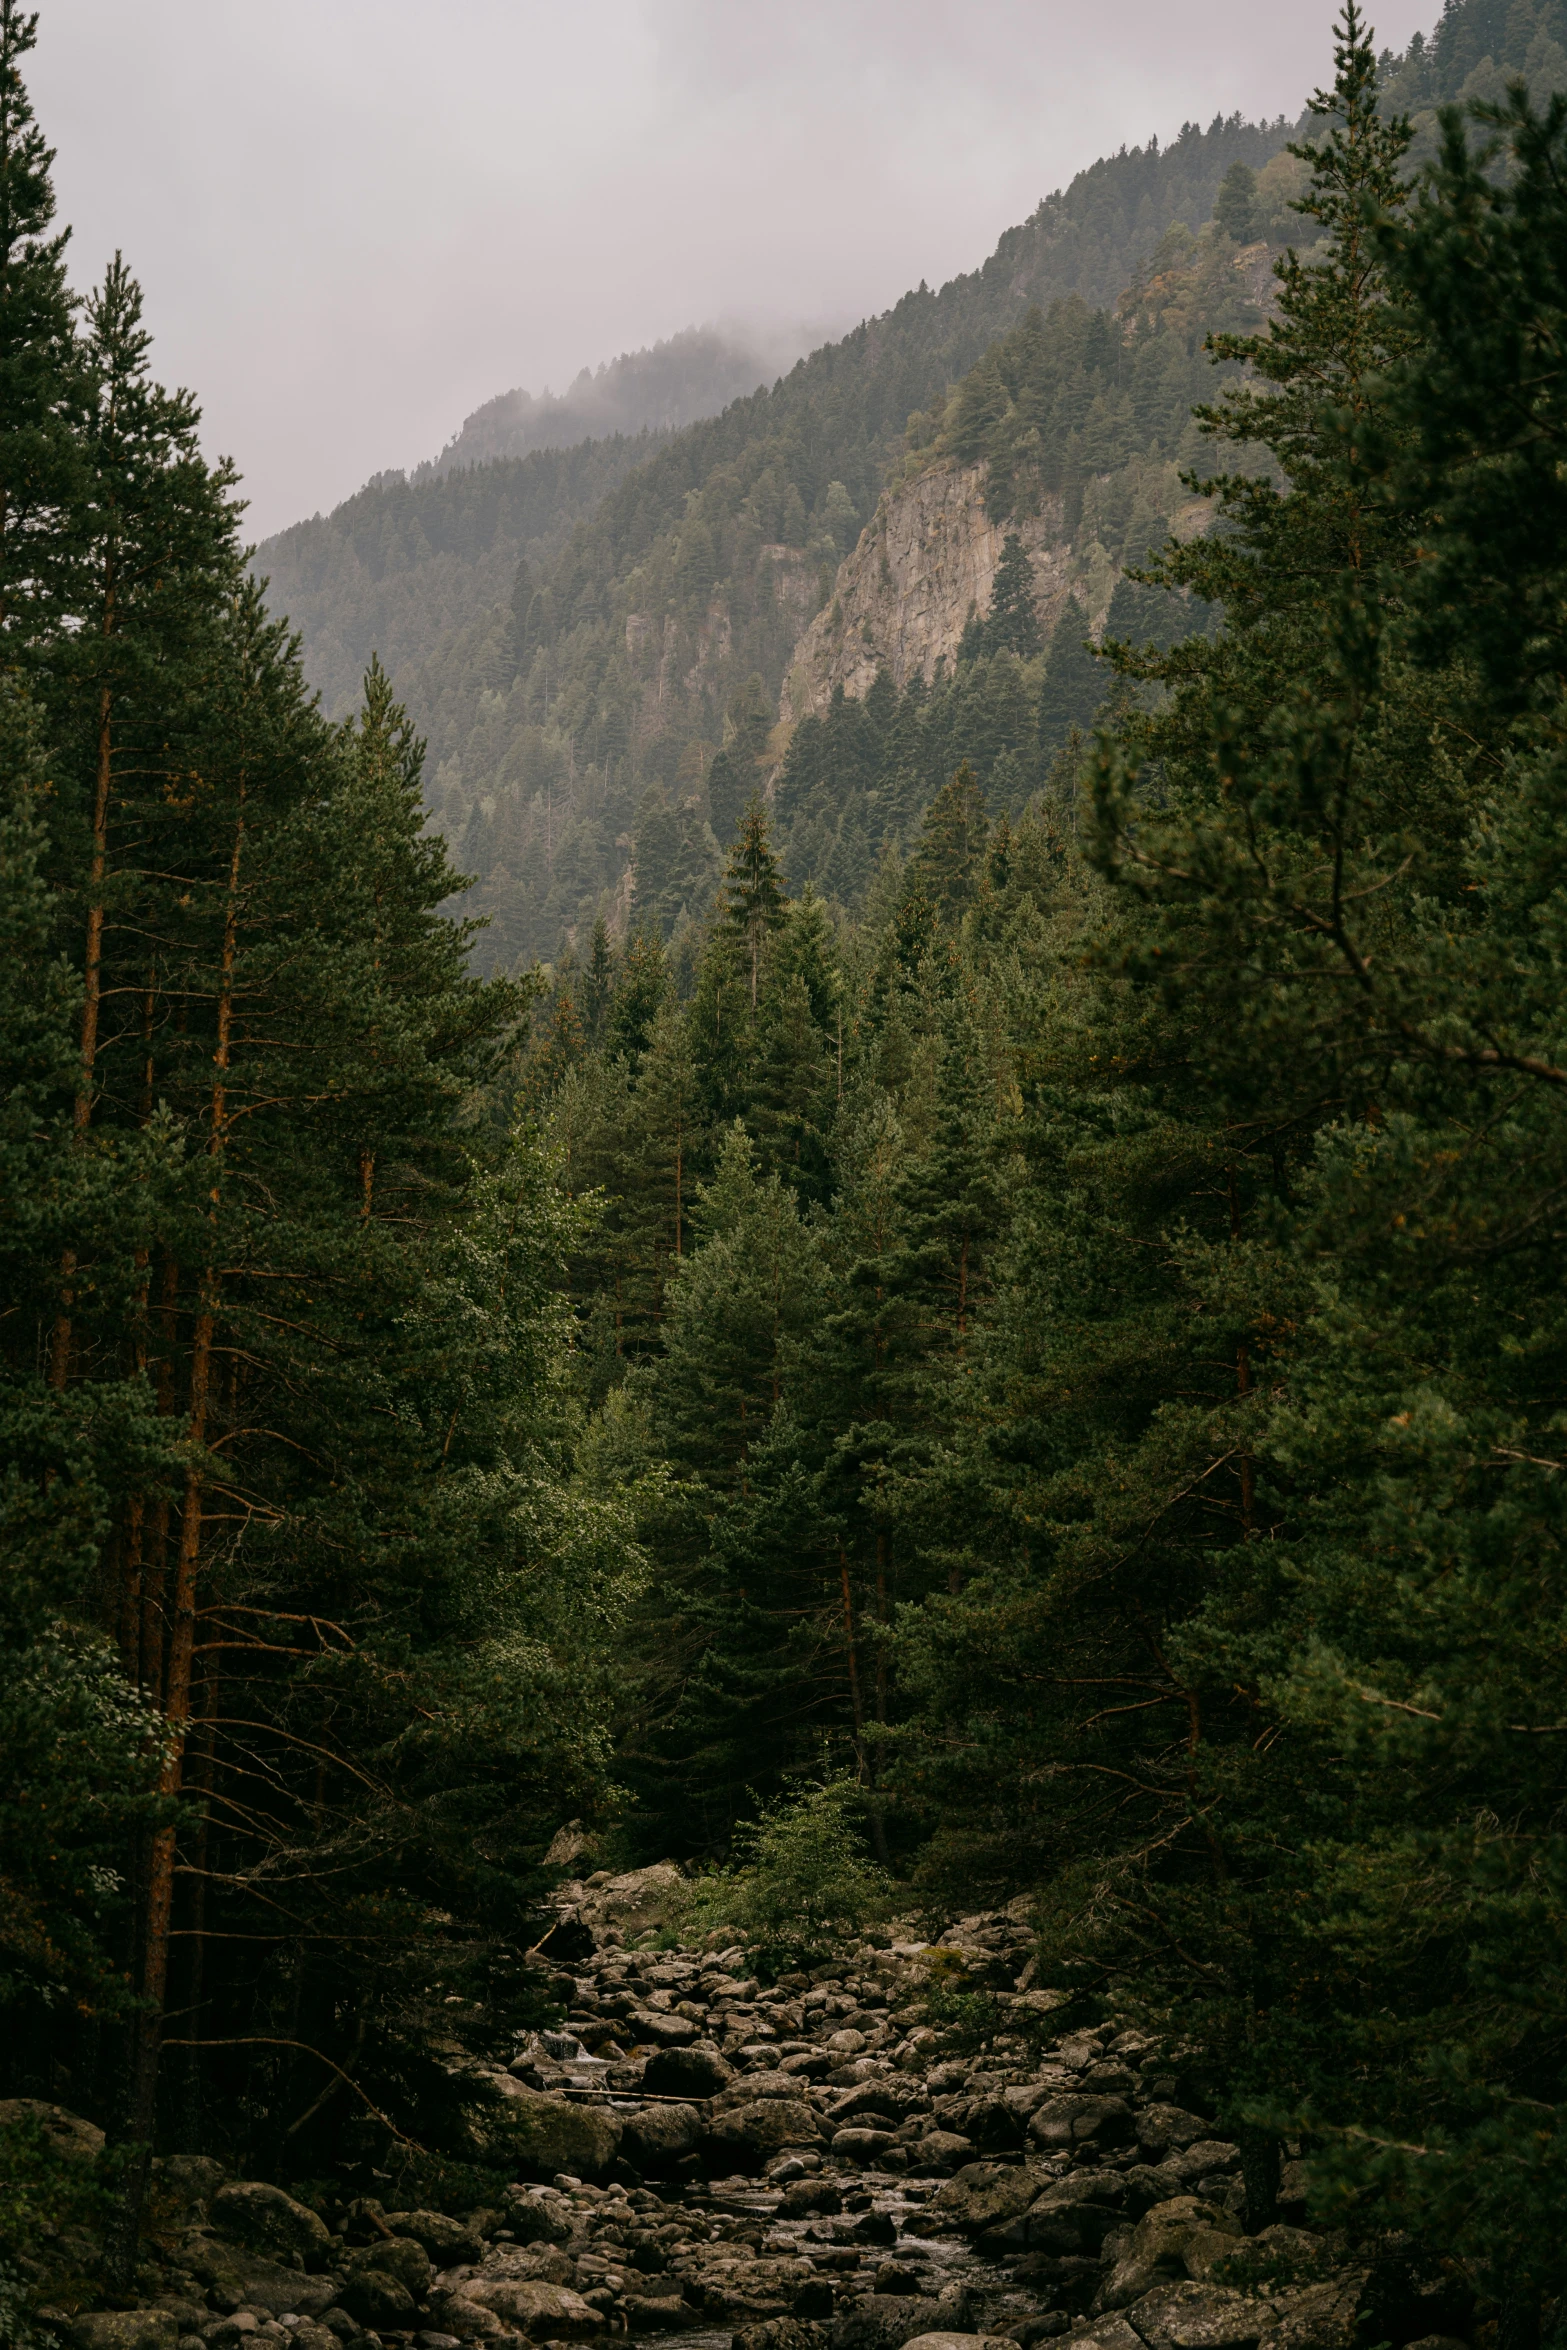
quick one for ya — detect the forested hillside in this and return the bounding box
[10,0,1567,2338]
[256,0,1567,979]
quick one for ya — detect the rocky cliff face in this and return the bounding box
[782,464,1074,722]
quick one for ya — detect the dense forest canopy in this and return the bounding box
[9,0,1567,2337]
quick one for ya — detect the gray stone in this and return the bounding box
[464,2279,605,2338]
[346,2235,431,2299]
[499,2192,572,2246]
[706,2097,822,2171]
[829,2080,928,2125]
[1026,2096,1135,2152]
[1098,2199,1242,2310]
[180,2237,334,2316]
[211,2183,332,2268]
[384,2209,486,2266]
[929,2161,1047,2233]
[733,2322,829,2350]
[1135,2109,1215,2160]
[622,2100,704,2174]
[832,2293,971,2350]
[643,2042,733,2097]
[428,2300,506,2341]
[1124,2281,1270,2350]
[900,2337,1016,2350]
[831,2127,897,2162]
[472,2087,623,2183]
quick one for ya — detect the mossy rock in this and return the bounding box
[464,2089,622,2183]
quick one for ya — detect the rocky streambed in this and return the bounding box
[26,1883,1478,2350]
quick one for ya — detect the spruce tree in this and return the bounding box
[721,794,789,1009]
[985,531,1043,658]
[0,0,79,648]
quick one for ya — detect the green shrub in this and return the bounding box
[672,1779,893,1971]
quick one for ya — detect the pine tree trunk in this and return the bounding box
[119,786,244,2266]
[50,675,117,1390]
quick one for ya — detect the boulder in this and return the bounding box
[346,2234,432,2299]
[902,2338,1016,2350]
[475,2086,623,2182]
[779,2180,842,2217]
[0,2098,106,2162]
[1027,2095,1135,2152]
[500,2190,573,2245]
[179,2235,335,2314]
[831,2127,897,2162]
[1136,2107,1216,2160]
[466,2278,606,2338]
[384,2207,486,2265]
[644,2042,733,2097]
[622,2289,693,2328]
[70,2319,178,2350]
[210,2181,332,2267]
[706,2096,822,2171]
[621,2101,704,2175]
[909,2131,975,2174]
[339,2268,419,2329]
[430,2296,507,2339]
[149,2154,229,2229]
[830,2080,928,2124]
[1124,2280,1271,2350]
[1099,2198,1243,2309]
[832,2292,971,2350]
[929,2161,1046,2233]
[1055,2324,1145,2350]
[735,2323,830,2350]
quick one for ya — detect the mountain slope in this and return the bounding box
[423,323,819,478]
[257,0,1567,975]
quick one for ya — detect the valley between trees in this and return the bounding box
[5,3,1567,2346]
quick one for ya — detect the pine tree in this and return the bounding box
[1037,598,1105,760]
[986,531,1043,658]
[721,795,789,1009]
[909,762,989,925]
[0,0,79,648]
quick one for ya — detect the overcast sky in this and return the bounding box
[31,1,1435,539]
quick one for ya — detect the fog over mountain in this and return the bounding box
[30,0,1432,535]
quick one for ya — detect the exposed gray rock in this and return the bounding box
[644,2042,733,2096]
[622,2099,705,2173]
[1027,2096,1135,2152]
[707,2096,823,2170]
[833,2292,973,2350]
[1097,2197,1242,2309]
[929,2160,1048,2232]
[345,2234,431,2299]
[470,2086,623,2181]
[210,2182,332,2269]
[463,2278,606,2337]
